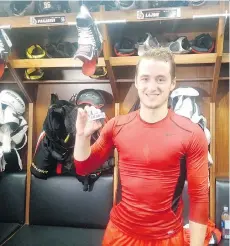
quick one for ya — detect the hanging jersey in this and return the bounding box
[74,109,209,240]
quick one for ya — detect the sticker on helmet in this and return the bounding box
[88,112,106,121]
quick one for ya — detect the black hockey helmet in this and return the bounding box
[190,34,215,53]
[114,37,137,57]
[10,1,35,16]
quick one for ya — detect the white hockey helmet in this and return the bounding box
[0,89,25,115]
[170,87,199,99]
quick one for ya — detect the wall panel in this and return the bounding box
[215,81,229,177]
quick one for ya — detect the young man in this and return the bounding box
[74,48,209,246]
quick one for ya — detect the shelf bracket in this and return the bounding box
[105,59,119,102]
[211,3,226,102]
[100,6,119,103]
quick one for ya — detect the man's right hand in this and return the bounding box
[76,106,103,138]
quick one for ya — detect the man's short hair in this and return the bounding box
[135,48,176,79]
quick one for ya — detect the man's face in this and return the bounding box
[135,59,176,110]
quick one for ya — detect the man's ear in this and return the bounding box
[134,76,138,89]
[170,77,176,91]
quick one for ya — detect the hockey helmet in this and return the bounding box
[45,42,77,58]
[82,0,101,12]
[26,44,46,59]
[189,0,206,7]
[25,68,44,80]
[114,37,136,57]
[190,34,215,53]
[150,0,188,8]
[76,89,105,109]
[0,89,25,115]
[114,0,137,10]
[168,36,192,54]
[10,1,35,16]
[90,67,107,79]
[137,33,160,56]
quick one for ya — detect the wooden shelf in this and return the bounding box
[110,57,139,66]
[0,12,100,29]
[110,54,217,66]
[219,77,230,81]
[1,77,216,84]
[8,53,229,69]
[9,58,105,68]
[222,53,230,63]
[22,79,110,84]
[174,54,218,64]
[104,4,228,23]
[0,3,228,29]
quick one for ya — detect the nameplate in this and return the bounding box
[137,8,181,20]
[30,16,66,25]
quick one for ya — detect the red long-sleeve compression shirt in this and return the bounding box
[74,109,209,240]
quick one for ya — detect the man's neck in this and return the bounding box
[139,103,169,124]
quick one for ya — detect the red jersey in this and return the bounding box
[74,109,209,240]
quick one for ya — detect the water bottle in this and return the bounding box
[221,206,230,239]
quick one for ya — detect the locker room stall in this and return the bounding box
[0,0,229,245]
